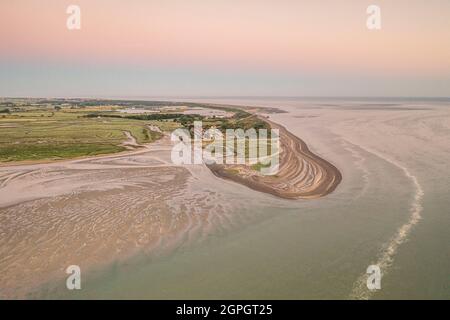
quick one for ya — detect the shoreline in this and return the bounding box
[206,114,342,199]
[1,103,342,199]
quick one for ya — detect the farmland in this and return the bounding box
[0,100,179,162]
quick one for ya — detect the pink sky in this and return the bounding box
[1,0,449,96]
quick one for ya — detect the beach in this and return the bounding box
[207,116,342,199]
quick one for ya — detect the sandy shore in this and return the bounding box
[0,132,256,299]
[207,115,342,199]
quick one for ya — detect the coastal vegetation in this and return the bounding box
[0,98,267,163]
[0,100,179,162]
[0,98,342,199]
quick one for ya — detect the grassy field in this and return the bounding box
[88,106,273,160]
[0,106,178,163]
[0,100,272,165]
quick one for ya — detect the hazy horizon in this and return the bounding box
[2,95,450,101]
[1,0,449,97]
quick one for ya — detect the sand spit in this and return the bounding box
[207,117,342,199]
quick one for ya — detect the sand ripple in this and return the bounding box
[208,117,342,199]
[0,139,237,299]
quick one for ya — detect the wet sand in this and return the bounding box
[0,135,241,298]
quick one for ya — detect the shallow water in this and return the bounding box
[3,98,450,299]
[3,99,450,299]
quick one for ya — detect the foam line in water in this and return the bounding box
[347,142,424,300]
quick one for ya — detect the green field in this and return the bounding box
[0,99,271,164]
[0,105,177,163]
